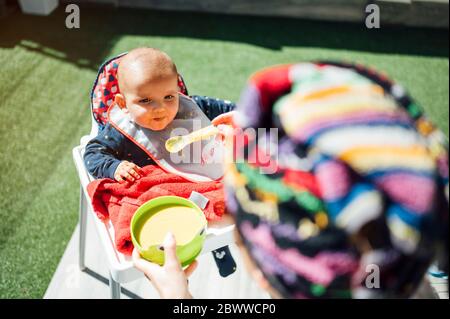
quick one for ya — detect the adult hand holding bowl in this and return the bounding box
[130,196,207,267]
[132,232,198,299]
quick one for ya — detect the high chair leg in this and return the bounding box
[79,185,88,271]
[109,272,121,299]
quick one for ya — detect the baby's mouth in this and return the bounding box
[153,116,166,122]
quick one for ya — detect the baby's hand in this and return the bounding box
[114,161,143,183]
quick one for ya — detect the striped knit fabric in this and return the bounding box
[224,62,449,298]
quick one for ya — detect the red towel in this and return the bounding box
[87,165,225,255]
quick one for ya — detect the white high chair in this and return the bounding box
[72,115,236,299]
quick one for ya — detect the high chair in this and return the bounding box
[72,53,236,299]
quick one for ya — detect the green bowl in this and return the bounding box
[130,196,207,267]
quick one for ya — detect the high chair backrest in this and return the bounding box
[89,52,189,132]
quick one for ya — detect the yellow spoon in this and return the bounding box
[165,125,220,153]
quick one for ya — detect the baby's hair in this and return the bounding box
[117,47,178,93]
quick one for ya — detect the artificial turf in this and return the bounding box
[0,4,448,298]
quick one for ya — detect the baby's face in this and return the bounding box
[124,75,179,131]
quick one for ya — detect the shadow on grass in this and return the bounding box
[0,3,448,72]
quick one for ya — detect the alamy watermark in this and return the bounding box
[365,4,381,29]
[65,4,80,29]
[365,264,380,289]
[66,4,380,30]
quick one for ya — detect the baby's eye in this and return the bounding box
[139,98,152,104]
[165,95,175,101]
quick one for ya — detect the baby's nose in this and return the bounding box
[152,105,166,113]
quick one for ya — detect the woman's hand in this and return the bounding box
[211,111,237,127]
[114,161,143,183]
[212,111,238,142]
[132,232,198,299]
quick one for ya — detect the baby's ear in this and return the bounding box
[114,94,126,109]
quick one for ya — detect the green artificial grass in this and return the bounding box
[0,4,448,298]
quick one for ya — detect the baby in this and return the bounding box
[84,48,235,182]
